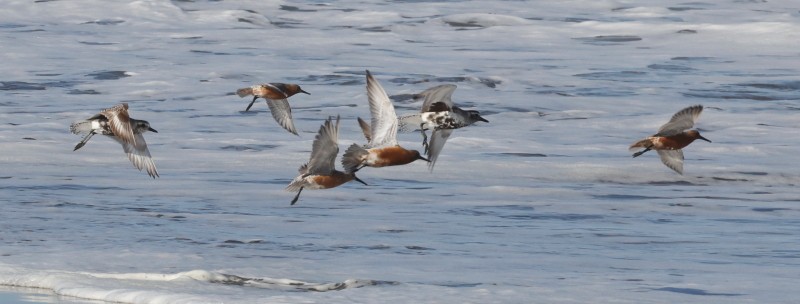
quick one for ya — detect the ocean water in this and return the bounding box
[1,0,800,303]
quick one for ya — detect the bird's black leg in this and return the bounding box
[245,96,258,112]
[420,123,429,152]
[290,187,304,205]
[73,132,95,151]
[632,148,651,158]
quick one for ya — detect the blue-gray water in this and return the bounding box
[1,0,799,303]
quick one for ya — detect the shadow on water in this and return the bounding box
[683,81,800,101]
[573,35,642,45]
[448,205,603,221]
[654,287,744,297]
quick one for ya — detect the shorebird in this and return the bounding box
[397,84,488,170]
[236,83,309,135]
[630,105,711,174]
[342,70,429,173]
[70,103,159,178]
[286,116,367,205]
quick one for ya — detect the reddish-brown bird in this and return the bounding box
[286,116,367,205]
[630,105,711,174]
[342,71,429,173]
[236,83,309,135]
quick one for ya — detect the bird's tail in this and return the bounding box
[70,120,92,135]
[285,175,306,192]
[236,87,253,97]
[629,138,653,151]
[397,113,423,133]
[342,144,368,173]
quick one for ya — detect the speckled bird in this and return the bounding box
[70,103,159,178]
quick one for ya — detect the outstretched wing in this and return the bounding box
[306,116,340,175]
[417,84,457,112]
[426,129,453,172]
[114,134,159,178]
[102,103,136,146]
[656,105,703,136]
[365,70,398,147]
[657,149,684,175]
[266,99,298,135]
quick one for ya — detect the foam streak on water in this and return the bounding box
[1,0,800,303]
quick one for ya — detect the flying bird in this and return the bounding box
[630,105,711,174]
[70,103,159,178]
[397,84,488,170]
[286,116,367,205]
[342,71,429,173]
[236,83,309,135]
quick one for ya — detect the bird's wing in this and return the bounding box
[306,116,340,175]
[266,99,298,135]
[264,83,290,99]
[426,129,453,172]
[417,84,457,112]
[657,149,684,175]
[365,70,398,147]
[114,134,159,178]
[357,117,372,142]
[102,103,136,146]
[656,105,703,136]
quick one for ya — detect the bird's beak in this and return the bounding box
[300,89,310,95]
[418,155,431,162]
[149,127,158,133]
[478,116,489,123]
[353,175,368,186]
[699,135,711,143]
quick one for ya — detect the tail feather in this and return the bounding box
[629,138,653,152]
[70,121,92,135]
[236,87,253,97]
[285,175,306,192]
[342,144,368,173]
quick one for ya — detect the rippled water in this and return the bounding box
[1,0,800,303]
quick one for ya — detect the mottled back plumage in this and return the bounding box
[70,103,159,178]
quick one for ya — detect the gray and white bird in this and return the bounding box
[397,84,489,171]
[70,103,159,178]
[236,83,309,136]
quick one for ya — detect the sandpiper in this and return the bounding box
[70,103,159,178]
[342,70,429,173]
[630,105,711,174]
[236,83,309,135]
[397,84,488,170]
[286,116,367,205]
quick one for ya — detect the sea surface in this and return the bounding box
[1,0,799,303]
